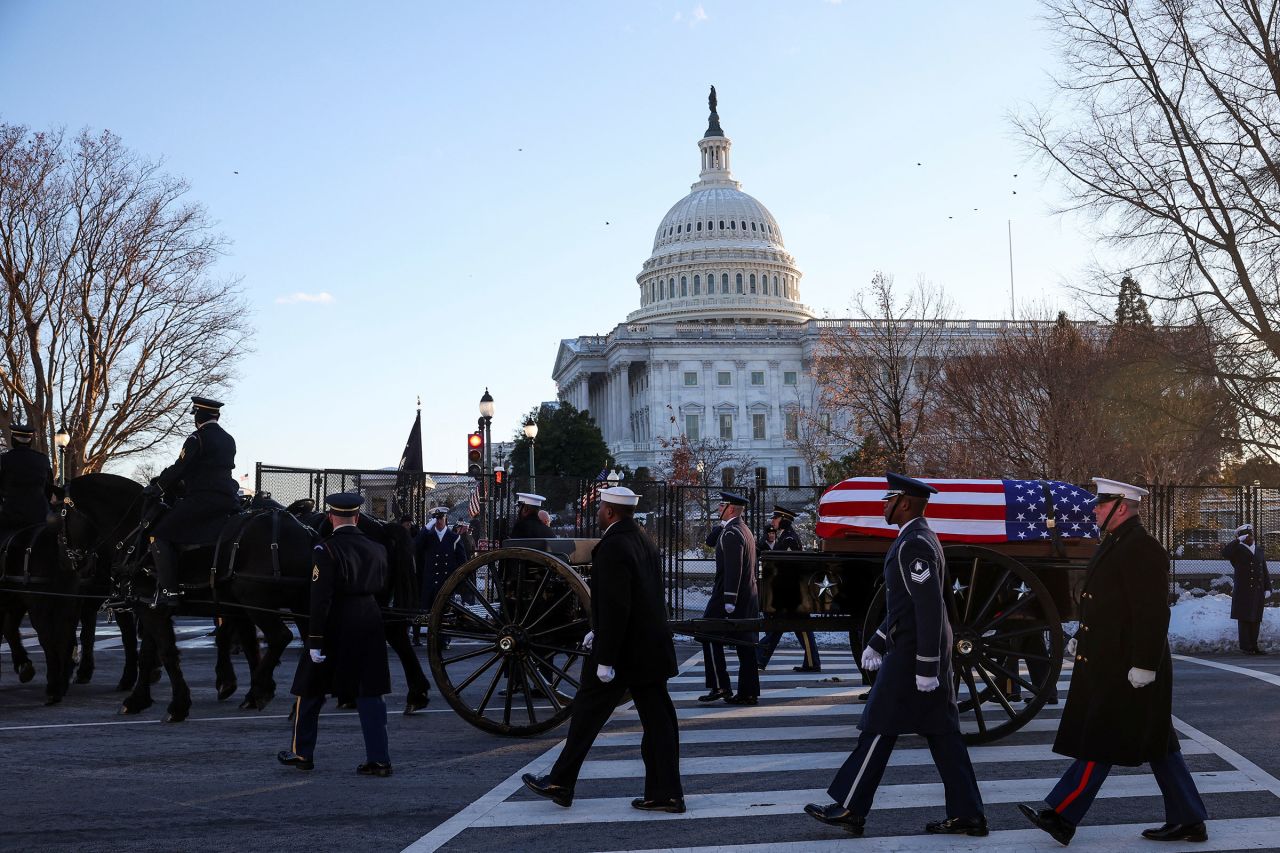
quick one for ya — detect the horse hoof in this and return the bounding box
[217,682,238,702]
[118,699,152,716]
[17,662,35,684]
[163,711,188,723]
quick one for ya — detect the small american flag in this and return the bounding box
[577,469,611,512]
[468,487,481,520]
[816,478,1099,543]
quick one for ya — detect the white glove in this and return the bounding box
[309,649,326,664]
[597,664,616,683]
[582,630,594,651]
[1066,637,1078,656]
[724,603,736,615]
[1128,667,1156,688]
[915,675,940,692]
[860,646,882,672]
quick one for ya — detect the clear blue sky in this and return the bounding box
[0,1,1097,477]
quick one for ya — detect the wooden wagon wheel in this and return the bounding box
[945,545,1063,745]
[426,547,590,736]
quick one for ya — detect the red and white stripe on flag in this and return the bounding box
[468,488,481,519]
[817,477,1007,543]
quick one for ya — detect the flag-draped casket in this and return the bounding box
[816,477,1101,543]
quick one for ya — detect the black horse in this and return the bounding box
[119,500,422,722]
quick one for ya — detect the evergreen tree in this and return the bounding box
[1115,274,1153,327]
[510,401,615,511]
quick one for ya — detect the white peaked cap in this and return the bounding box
[1237,523,1253,534]
[430,506,450,516]
[600,486,640,507]
[1091,477,1149,502]
[516,493,546,507]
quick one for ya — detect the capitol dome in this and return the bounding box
[628,88,812,324]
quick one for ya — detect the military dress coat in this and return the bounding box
[777,527,803,552]
[589,518,677,684]
[1223,539,1272,623]
[1053,517,1178,766]
[702,516,759,620]
[414,525,468,608]
[508,512,555,540]
[151,421,239,544]
[0,444,53,529]
[291,525,392,699]
[863,517,958,735]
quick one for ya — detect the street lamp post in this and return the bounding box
[479,389,495,545]
[523,419,539,493]
[54,427,70,486]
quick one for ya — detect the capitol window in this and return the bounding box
[735,273,743,293]
[685,414,700,441]
[719,220,725,229]
[783,371,797,386]
[741,220,746,230]
[751,222,757,231]
[749,274,756,293]
[730,220,736,229]
[751,371,764,386]
[696,221,702,231]
[684,371,698,386]
[787,466,801,488]
[680,276,687,296]
[752,414,766,440]
[693,274,700,294]
[719,414,733,440]
[717,371,732,386]
[773,275,779,295]
[721,273,729,293]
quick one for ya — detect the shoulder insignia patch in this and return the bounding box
[313,544,325,551]
[312,566,320,582]
[909,559,931,584]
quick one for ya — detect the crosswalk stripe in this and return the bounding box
[603,816,1280,853]
[593,724,860,747]
[556,740,1208,779]
[667,682,1071,702]
[475,770,1256,827]
[627,703,1066,730]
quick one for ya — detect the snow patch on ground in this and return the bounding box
[1168,593,1279,653]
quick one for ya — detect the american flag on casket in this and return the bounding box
[816,477,1100,543]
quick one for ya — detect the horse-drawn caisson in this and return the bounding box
[422,476,1100,746]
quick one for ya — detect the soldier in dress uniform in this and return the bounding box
[806,472,987,838]
[698,491,760,706]
[522,486,683,812]
[756,505,821,673]
[508,493,555,540]
[1019,478,1208,845]
[278,493,393,776]
[1223,523,1271,654]
[412,507,468,643]
[0,423,54,531]
[142,397,239,606]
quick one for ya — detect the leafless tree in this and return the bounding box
[0,125,250,476]
[813,272,952,472]
[1018,0,1280,454]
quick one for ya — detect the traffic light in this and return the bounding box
[467,431,483,477]
[493,468,504,485]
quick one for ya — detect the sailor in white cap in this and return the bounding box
[523,485,684,812]
[1223,521,1272,654]
[1020,477,1208,845]
[509,493,554,539]
[411,506,468,644]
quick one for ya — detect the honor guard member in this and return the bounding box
[698,491,760,706]
[412,507,468,639]
[279,493,394,776]
[807,473,987,838]
[508,493,555,540]
[0,424,54,531]
[142,397,238,606]
[757,504,822,673]
[1020,478,1208,845]
[1223,524,1271,654]
[523,486,684,812]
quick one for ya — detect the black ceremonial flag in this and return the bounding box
[394,406,423,518]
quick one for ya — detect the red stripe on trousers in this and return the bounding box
[1055,761,1096,813]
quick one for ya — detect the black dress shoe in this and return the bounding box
[804,802,865,835]
[1141,822,1207,842]
[356,761,393,777]
[521,772,573,807]
[1017,803,1075,845]
[926,815,989,836]
[793,665,823,673]
[724,694,758,705]
[631,797,686,813]
[697,689,731,703]
[276,750,314,771]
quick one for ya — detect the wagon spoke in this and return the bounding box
[476,661,506,716]
[979,592,1039,634]
[963,557,980,622]
[959,664,987,734]
[970,567,1011,627]
[523,658,564,713]
[972,659,1017,719]
[463,580,503,623]
[525,588,576,634]
[510,561,526,624]
[447,600,497,635]
[517,657,537,725]
[527,642,589,658]
[976,653,1039,695]
[529,618,590,641]
[440,627,504,644]
[519,566,554,628]
[502,661,516,728]
[528,648,582,690]
[985,622,1058,642]
[442,644,498,666]
[454,652,502,693]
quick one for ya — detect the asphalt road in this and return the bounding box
[2,621,1280,852]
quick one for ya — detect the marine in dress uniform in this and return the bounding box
[522,487,684,812]
[0,424,54,531]
[756,505,822,673]
[278,493,394,776]
[1223,524,1271,654]
[143,397,239,605]
[1019,478,1208,846]
[699,491,760,706]
[807,473,987,838]
[508,492,555,539]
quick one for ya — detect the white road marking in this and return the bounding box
[1174,653,1280,689]
[665,682,1070,703]
[0,708,454,733]
[1173,714,1280,798]
[473,770,1256,827]
[592,724,861,747]
[604,816,1280,853]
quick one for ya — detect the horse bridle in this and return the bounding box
[57,490,146,577]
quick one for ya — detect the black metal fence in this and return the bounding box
[1143,484,1280,589]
